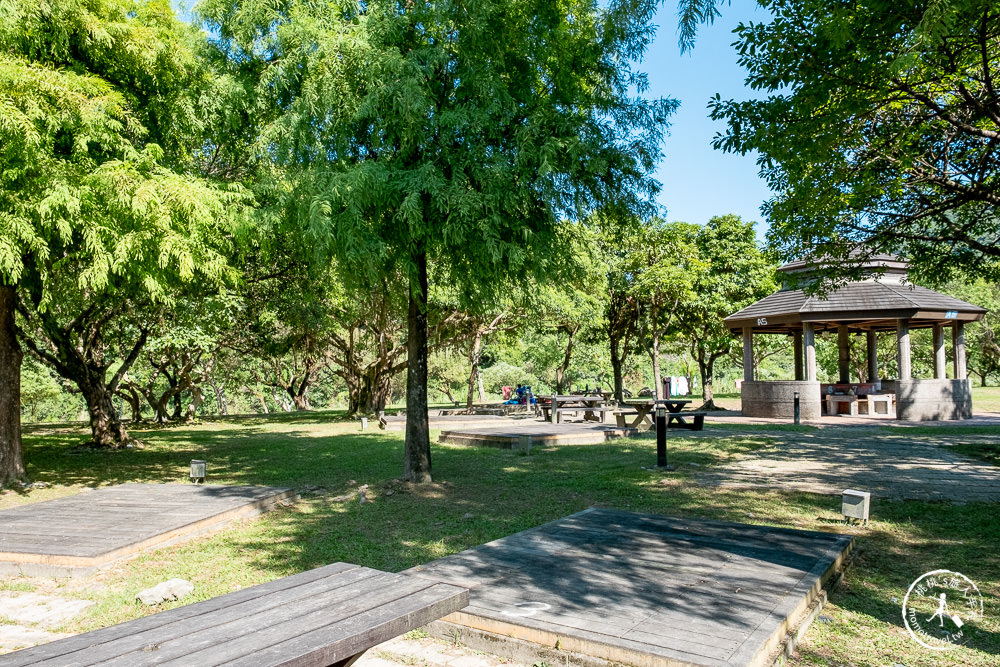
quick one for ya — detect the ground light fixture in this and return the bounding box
[190,459,207,483]
[842,488,870,523]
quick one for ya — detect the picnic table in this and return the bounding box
[618,399,701,430]
[541,395,614,424]
[0,562,468,667]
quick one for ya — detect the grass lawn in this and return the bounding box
[1,414,998,666]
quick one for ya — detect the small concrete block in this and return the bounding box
[842,489,870,520]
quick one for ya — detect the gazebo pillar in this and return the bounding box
[837,324,850,383]
[953,322,967,380]
[897,319,911,380]
[803,323,817,382]
[865,330,878,382]
[793,331,803,381]
[742,326,754,382]
[933,324,947,379]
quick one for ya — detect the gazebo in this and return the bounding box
[724,255,986,421]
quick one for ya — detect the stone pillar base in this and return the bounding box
[740,381,821,420]
[896,379,972,420]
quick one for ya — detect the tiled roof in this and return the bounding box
[725,280,986,328]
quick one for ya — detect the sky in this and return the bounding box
[643,2,772,231]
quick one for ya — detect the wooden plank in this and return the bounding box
[90,575,457,667]
[206,583,467,667]
[0,563,360,665]
[6,565,466,667]
[68,571,400,666]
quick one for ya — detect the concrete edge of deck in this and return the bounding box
[0,487,298,578]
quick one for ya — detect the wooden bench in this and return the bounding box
[541,406,615,423]
[1,562,468,667]
[614,410,640,428]
[667,412,706,431]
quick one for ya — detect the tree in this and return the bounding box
[674,215,775,409]
[603,243,641,403]
[0,0,238,466]
[695,0,1000,281]
[627,220,702,398]
[946,279,1000,385]
[201,0,672,481]
[533,232,606,395]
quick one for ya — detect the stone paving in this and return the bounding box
[0,592,90,653]
[694,423,1000,502]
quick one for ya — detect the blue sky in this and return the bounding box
[645,2,772,231]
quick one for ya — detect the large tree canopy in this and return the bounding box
[694,0,1000,281]
[0,0,239,473]
[200,0,673,481]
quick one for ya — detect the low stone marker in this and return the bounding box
[136,578,194,605]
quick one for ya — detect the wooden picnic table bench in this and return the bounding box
[617,399,706,431]
[0,562,468,667]
[541,395,610,424]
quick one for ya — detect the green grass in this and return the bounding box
[948,440,1000,466]
[2,414,999,665]
[971,385,1000,412]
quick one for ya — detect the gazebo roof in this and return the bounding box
[725,255,986,334]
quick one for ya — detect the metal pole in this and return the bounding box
[655,405,667,468]
[793,391,800,425]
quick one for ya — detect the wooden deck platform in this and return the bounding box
[0,484,295,578]
[438,422,639,449]
[407,508,853,667]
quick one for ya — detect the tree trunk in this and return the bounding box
[404,247,431,483]
[288,361,314,411]
[350,367,392,415]
[555,327,576,395]
[697,355,718,411]
[81,379,132,448]
[651,329,662,400]
[141,389,171,423]
[609,333,625,402]
[171,391,183,420]
[118,385,143,423]
[209,380,228,415]
[243,385,269,413]
[0,284,25,486]
[272,388,293,411]
[465,331,483,409]
[186,386,204,423]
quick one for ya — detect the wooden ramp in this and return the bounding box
[0,484,295,578]
[439,422,639,448]
[407,508,853,667]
